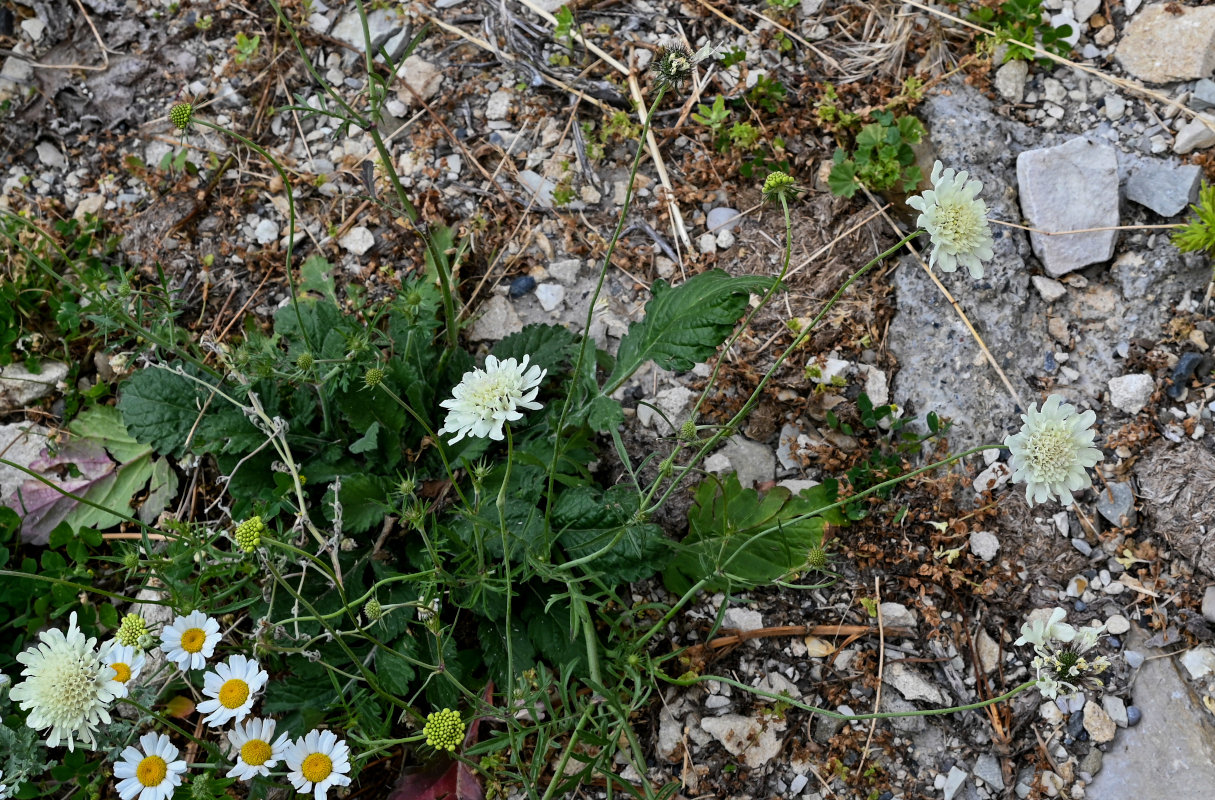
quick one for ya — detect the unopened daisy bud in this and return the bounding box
[762,171,797,204]
[295,351,315,371]
[169,101,194,131]
[363,598,383,623]
[363,367,385,389]
[678,419,698,441]
[423,708,465,752]
[234,516,265,553]
[116,613,150,648]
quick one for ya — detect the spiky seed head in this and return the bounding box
[653,43,695,91]
[363,367,385,389]
[363,598,383,623]
[762,171,797,204]
[169,102,194,131]
[295,351,315,371]
[678,419,698,442]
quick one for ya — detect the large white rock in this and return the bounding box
[1116,4,1215,84]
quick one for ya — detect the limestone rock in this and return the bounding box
[698,714,786,769]
[468,295,524,342]
[1016,137,1119,277]
[1115,4,1215,84]
[1173,115,1215,156]
[1108,373,1154,414]
[0,361,68,410]
[396,56,444,106]
[1126,161,1203,217]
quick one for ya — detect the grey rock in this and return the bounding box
[883,662,946,704]
[1103,694,1129,728]
[35,141,66,169]
[699,714,785,769]
[1074,0,1100,22]
[1125,649,1145,668]
[1126,161,1202,217]
[1080,747,1104,777]
[1180,646,1215,680]
[486,90,513,121]
[696,232,717,254]
[1095,481,1136,527]
[1194,79,1215,112]
[812,712,846,744]
[636,386,694,435]
[974,753,1005,790]
[468,295,524,342]
[704,694,731,709]
[1107,614,1131,635]
[1072,538,1092,556]
[1173,114,1215,155]
[1136,441,1215,579]
[517,170,562,210]
[1105,93,1126,121]
[1089,627,1215,796]
[332,8,404,53]
[861,365,889,406]
[253,218,279,245]
[943,766,969,800]
[706,206,742,233]
[1115,5,1215,83]
[339,226,374,256]
[1032,275,1067,303]
[534,283,565,312]
[1108,373,1154,414]
[776,423,806,471]
[969,530,1000,562]
[878,692,926,733]
[1017,137,1119,276]
[878,602,917,629]
[976,627,1002,674]
[1202,586,1215,624]
[0,361,68,410]
[548,258,581,285]
[717,436,775,488]
[994,59,1028,104]
[656,703,686,760]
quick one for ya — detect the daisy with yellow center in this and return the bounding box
[159,611,221,671]
[113,731,187,800]
[101,641,146,699]
[226,717,291,781]
[197,654,268,727]
[285,729,353,800]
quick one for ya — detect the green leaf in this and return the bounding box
[139,456,179,524]
[664,472,846,594]
[554,485,671,582]
[491,323,578,375]
[856,123,884,151]
[586,395,624,433]
[349,421,381,455]
[604,269,775,394]
[376,636,419,694]
[117,365,216,457]
[324,473,387,534]
[300,253,337,303]
[827,160,858,198]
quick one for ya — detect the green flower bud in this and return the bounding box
[423,708,465,752]
[169,101,194,131]
[364,598,384,623]
[116,613,149,647]
[762,171,797,204]
[807,546,829,571]
[295,351,315,371]
[363,367,385,389]
[678,419,698,441]
[234,515,265,553]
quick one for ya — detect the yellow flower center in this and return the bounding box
[241,738,273,766]
[180,628,207,653]
[218,678,250,709]
[301,753,333,783]
[137,755,168,787]
[111,662,132,683]
[1027,427,1073,482]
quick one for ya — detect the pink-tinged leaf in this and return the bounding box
[9,439,115,545]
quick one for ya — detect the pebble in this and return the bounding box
[1106,614,1130,635]
[974,753,1004,790]
[995,59,1028,104]
[1102,695,1129,728]
[1066,575,1088,597]
[1016,137,1119,277]
[706,206,742,232]
[1179,646,1215,680]
[697,232,717,254]
[1040,702,1064,724]
[1194,79,1215,112]
[339,225,374,255]
[1202,586,1215,624]
[534,283,564,311]
[1032,275,1067,303]
[1126,705,1142,726]
[1095,481,1136,527]
[35,141,66,169]
[1126,161,1203,217]
[715,229,735,250]
[1174,114,1215,156]
[548,258,580,285]
[469,295,524,342]
[704,694,731,709]
[969,530,1000,562]
[1083,700,1117,743]
[508,275,536,299]
[253,218,279,244]
[1108,373,1154,414]
[396,56,445,106]
[1124,650,1145,669]
[943,766,968,800]
[973,462,1011,494]
[789,775,809,794]
[878,602,917,629]
[1072,538,1092,556]
[486,89,513,121]
[1104,94,1126,121]
[1065,709,1086,739]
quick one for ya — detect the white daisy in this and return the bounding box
[1004,394,1103,506]
[285,729,353,800]
[196,654,268,727]
[113,731,187,800]
[100,641,146,699]
[437,354,546,444]
[9,611,123,751]
[907,160,996,278]
[159,611,221,671]
[226,717,291,781]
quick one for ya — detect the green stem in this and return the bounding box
[498,427,517,702]
[539,702,597,800]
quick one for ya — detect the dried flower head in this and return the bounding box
[651,40,719,92]
[907,160,996,279]
[1004,394,1103,506]
[437,354,546,444]
[423,708,465,752]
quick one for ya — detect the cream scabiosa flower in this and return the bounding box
[1004,394,1103,506]
[9,612,122,751]
[196,654,268,727]
[101,641,146,699]
[285,729,353,800]
[114,731,187,800]
[226,717,290,781]
[160,610,221,670]
[907,160,996,278]
[437,354,546,444]
[1014,606,1076,648]
[1017,609,1110,699]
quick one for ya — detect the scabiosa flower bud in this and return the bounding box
[116,613,150,648]
[169,101,194,131]
[363,598,383,624]
[295,351,315,371]
[234,516,265,553]
[806,547,829,571]
[678,419,698,442]
[363,367,385,389]
[653,43,694,91]
[422,708,465,752]
[762,171,797,204]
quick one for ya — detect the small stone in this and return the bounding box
[1016,137,1120,277]
[534,283,565,312]
[0,361,69,409]
[508,275,536,299]
[699,714,785,769]
[654,257,676,280]
[1202,586,1215,624]
[943,766,968,800]
[976,628,1002,674]
[1104,94,1126,121]
[636,386,695,436]
[35,141,66,169]
[253,218,279,245]
[1041,769,1065,797]
[716,436,775,488]
[1050,10,1081,48]
[1179,646,1215,680]
[1074,0,1101,23]
[706,206,742,232]
[339,226,374,255]
[973,462,1011,494]
[1032,275,1068,303]
[486,90,513,121]
[862,366,889,407]
[1104,615,1130,636]
[1108,373,1154,414]
[1084,699,1117,743]
[1125,650,1145,669]
[789,774,809,794]
[548,258,580,285]
[1072,538,1092,556]
[1116,5,1215,83]
[697,232,717,254]
[969,530,1000,562]
[974,753,1005,790]
[715,229,736,250]
[21,18,46,41]
[878,602,917,629]
[1173,114,1215,155]
[1194,79,1215,112]
[883,662,946,704]
[1048,316,1071,344]
[1103,695,1129,728]
[1168,352,1205,399]
[1080,747,1104,777]
[704,694,731,709]
[995,59,1029,104]
[1094,24,1116,46]
[1095,481,1136,527]
[1125,705,1141,726]
[468,295,524,342]
[74,194,104,222]
[1126,161,1203,217]
[807,357,852,386]
[395,56,443,106]
[1066,575,1088,597]
[1040,701,1065,724]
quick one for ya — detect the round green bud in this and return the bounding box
[169,102,194,131]
[116,613,150,647]
[678,419,698,442]
[121,549,141,571]
[807,547,829,571]
[364,598,384,623]
[296,351,315,371]
[363,367,385,389]
[234,515,265,553]
[762,171,797,204]
[423,708,465,752]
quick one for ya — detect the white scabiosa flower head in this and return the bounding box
[1004,394,1103,506]
[113,731,187,800]
[437,354,546,445]
[285,729,353,800]
[226,717,291,781]
[1014,606,1076,648]
[9,612,122,751]
[1017,608,1111,699]
[101,641,146,699]
[159,610,221,671]
[196,654,268,727]
[907,160,996,279]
